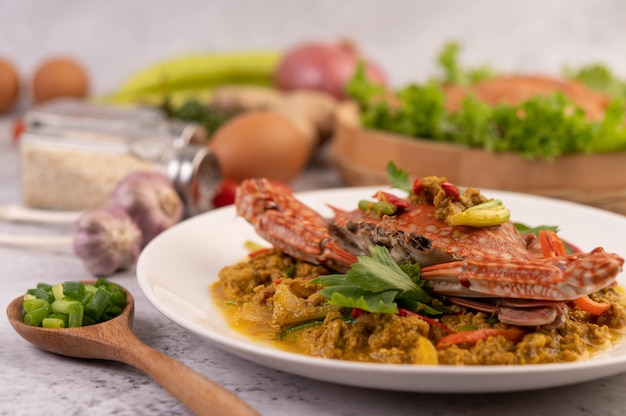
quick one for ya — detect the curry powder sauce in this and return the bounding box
[211,249,626,365]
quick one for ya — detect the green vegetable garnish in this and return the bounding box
[163,98,232,136]
[310,245,436,315]
[347,42,626,160]
[564,63,626,99]
[357,199,397,215]
[514,223,559,235]
[22,279,127,328]
[277,320,324,340]
[437,41,494,85]
[386,161,412,194]
[447,200,510,227]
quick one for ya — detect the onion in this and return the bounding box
[274,39,387,99]
[73,208,142,276]
[107,171,184,248]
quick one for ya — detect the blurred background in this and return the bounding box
[1,0,625,100]
[1,0,626,214]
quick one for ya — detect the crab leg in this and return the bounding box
[421,247,624,301]
[447,297,567,327]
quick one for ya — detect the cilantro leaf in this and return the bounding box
[514,223,559,235]
[399,262,422,285]
[386,161,412,193]
[325,287,399,314]
[310,245,432,314]
[345,246,427,301]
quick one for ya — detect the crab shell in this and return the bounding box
[236,178,624,304]
[331,203,623,301]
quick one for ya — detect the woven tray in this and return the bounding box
[329,103,626,215]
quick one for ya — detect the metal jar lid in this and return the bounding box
[162,144,222,216]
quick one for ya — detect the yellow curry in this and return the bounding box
[211,249,626,366]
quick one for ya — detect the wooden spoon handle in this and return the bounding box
[116,333,259,416]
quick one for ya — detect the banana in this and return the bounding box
[102,50,281,105]
[99,88,216,108]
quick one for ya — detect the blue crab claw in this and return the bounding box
[421,247,624,301]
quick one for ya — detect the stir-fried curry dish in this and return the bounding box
[213,170,626,365]
[213,249,626,365]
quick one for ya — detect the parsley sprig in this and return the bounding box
[309,245,440,315]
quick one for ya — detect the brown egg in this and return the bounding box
[0,58,20,113]
[210,110,312,183]
[32,56,89,103]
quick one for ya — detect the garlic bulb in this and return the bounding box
[73,207,142,276]
[107,171,184,248]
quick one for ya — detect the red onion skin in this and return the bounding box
[73,208,142,276]
[275,40,387,99]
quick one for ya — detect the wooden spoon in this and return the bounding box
[6,288,258,416]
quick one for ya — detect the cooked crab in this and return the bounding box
[235,177,624,327]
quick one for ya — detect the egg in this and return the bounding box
[32,56,89,103]
[0,58,20,113]
[210,110,312,183]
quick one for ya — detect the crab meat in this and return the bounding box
[236,178,624,305]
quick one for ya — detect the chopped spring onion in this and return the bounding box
[277,320,324,340]
[20,279,126,328]
[42,317,66,329]
[357,200,397,215]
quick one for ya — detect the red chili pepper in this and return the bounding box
[11,118,24,145]
[539,230,567,257]
[248,247,273,259]
[412,178,422,195]
[441,181,460,200]
[212,179,239,208]
[351,308,366,319]
[398,308,451,333]
[374,191,410,209]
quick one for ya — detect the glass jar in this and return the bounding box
[20,98,221,214]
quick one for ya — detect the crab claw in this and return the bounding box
[235,178,357,271]
[422,247,624,301]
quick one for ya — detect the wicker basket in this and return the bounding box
[329,103,626,215]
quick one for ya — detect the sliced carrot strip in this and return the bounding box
[436,327,525,349]
[573,295,609,315]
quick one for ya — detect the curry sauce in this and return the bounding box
[211,249,626,365]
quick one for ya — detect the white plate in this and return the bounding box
[136,186,626,393]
